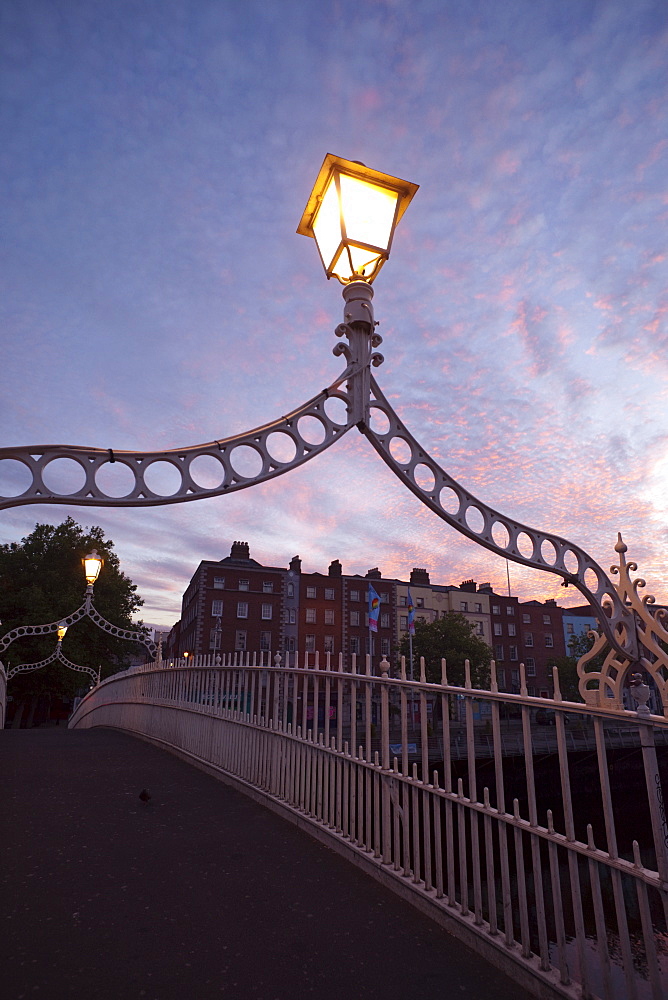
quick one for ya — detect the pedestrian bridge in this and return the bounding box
[61,651,668,1000]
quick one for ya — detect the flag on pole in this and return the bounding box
[407,588,416,636]
[368,585,381,632]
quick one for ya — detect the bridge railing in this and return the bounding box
[69,651,668,1000]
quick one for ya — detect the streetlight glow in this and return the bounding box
[56,622,68,642]
[297,154,418,284]
[83,549,103,586]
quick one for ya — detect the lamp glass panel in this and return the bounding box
[84,554,102,584]
[330,246,383,283]
[312,177,342,271]
[339,175,398,252]
[57,623,68,641]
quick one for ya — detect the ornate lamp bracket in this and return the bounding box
[7,643,99,684]
[576,535,668,713]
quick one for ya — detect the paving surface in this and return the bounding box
[1,727,535,1000]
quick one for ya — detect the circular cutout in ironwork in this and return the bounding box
[189,455,226,490]
[584,567,600,595]
[369,405,391,436]
[297,415,327,446]
[0,459,32,497]
[439,486,460,515]
[265,431,298,465]
[41,458,86,496]
[517,532,535,559]
[143,460,183,497]
[492,521,510,549]
[323,395,349,426]
[413,463,435,494]
[540,538,558,567]
[229,445,263,479]
[389,436,412,465]
[563,549,579,576]
[465,505,485,534]
[95,461,136,498]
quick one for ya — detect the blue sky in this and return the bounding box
[2,0,668,626]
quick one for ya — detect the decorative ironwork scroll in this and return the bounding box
[577,535,668,711]
[7,645,99,683]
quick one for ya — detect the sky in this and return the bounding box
[2,0,668,628]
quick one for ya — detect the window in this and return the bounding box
[350,611,360,626]
[324,635,334,652]
[262,581,274,593]
[545,634,554,648]
[525,658,536,676]
[509,645,518,661]
[399,596,407,607]
[209,629,221,649]
[238,579,249,591]
[527,686,536,697]
[543,615,551,624]
[305,608,316,623]
[511,669,520,684]
[350,589,360,602]
[380,612,390,629]
[474,621,483,635]
[324,609,334,625]
[507,623,516,637]
[350,636,360,654]
[325,587,335,600]
[381,638,390,657]
[522,613,531,623]
[235,630,247,651]
[288,608,296,625]
[497,668,506,687]
[260,631,271,651]
[493,623,503,636]
[211,600,223,617]
[566,623,574,634]
[380,592,389,603]
[506,606,515,615]
[287,582,294,598]
[460,601,468,612]
[306,586,316,599]
[416,598,424,608]
[261,603,272,620]
[475,603,482,613]
[400,616,407,630]
[213,576,225,589]
[494,644,504,661]
[237,602,248,619]
[524,633,534,647]
[285,636,295,653]
[492,604,500,615]
[305,634,315,652]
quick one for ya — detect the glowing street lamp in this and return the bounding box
[83,549,103,588]
[56,622,68,643]
[297,153,418,285]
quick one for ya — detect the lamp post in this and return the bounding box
[1,153,666,710]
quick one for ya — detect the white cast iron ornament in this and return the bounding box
[0,153,660,707]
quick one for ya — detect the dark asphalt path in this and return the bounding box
[1,727,535,1000]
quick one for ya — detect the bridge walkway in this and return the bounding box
[1,727,533,1000]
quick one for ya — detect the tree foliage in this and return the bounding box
[399,612,492,687]
[0,518,145,703]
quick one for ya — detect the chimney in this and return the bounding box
[365,567,382,580]
[230,541,250,560]
[410,567,430,586]
[328,559,342,578]
[478,582,493,593]
[290,555,302,574]
[460,579,477,593]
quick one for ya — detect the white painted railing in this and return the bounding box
[69,651,668,1000]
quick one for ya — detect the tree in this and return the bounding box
[0,518,145,718]
[399,612,492,687]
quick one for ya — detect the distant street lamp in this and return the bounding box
[0,549,156,682]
